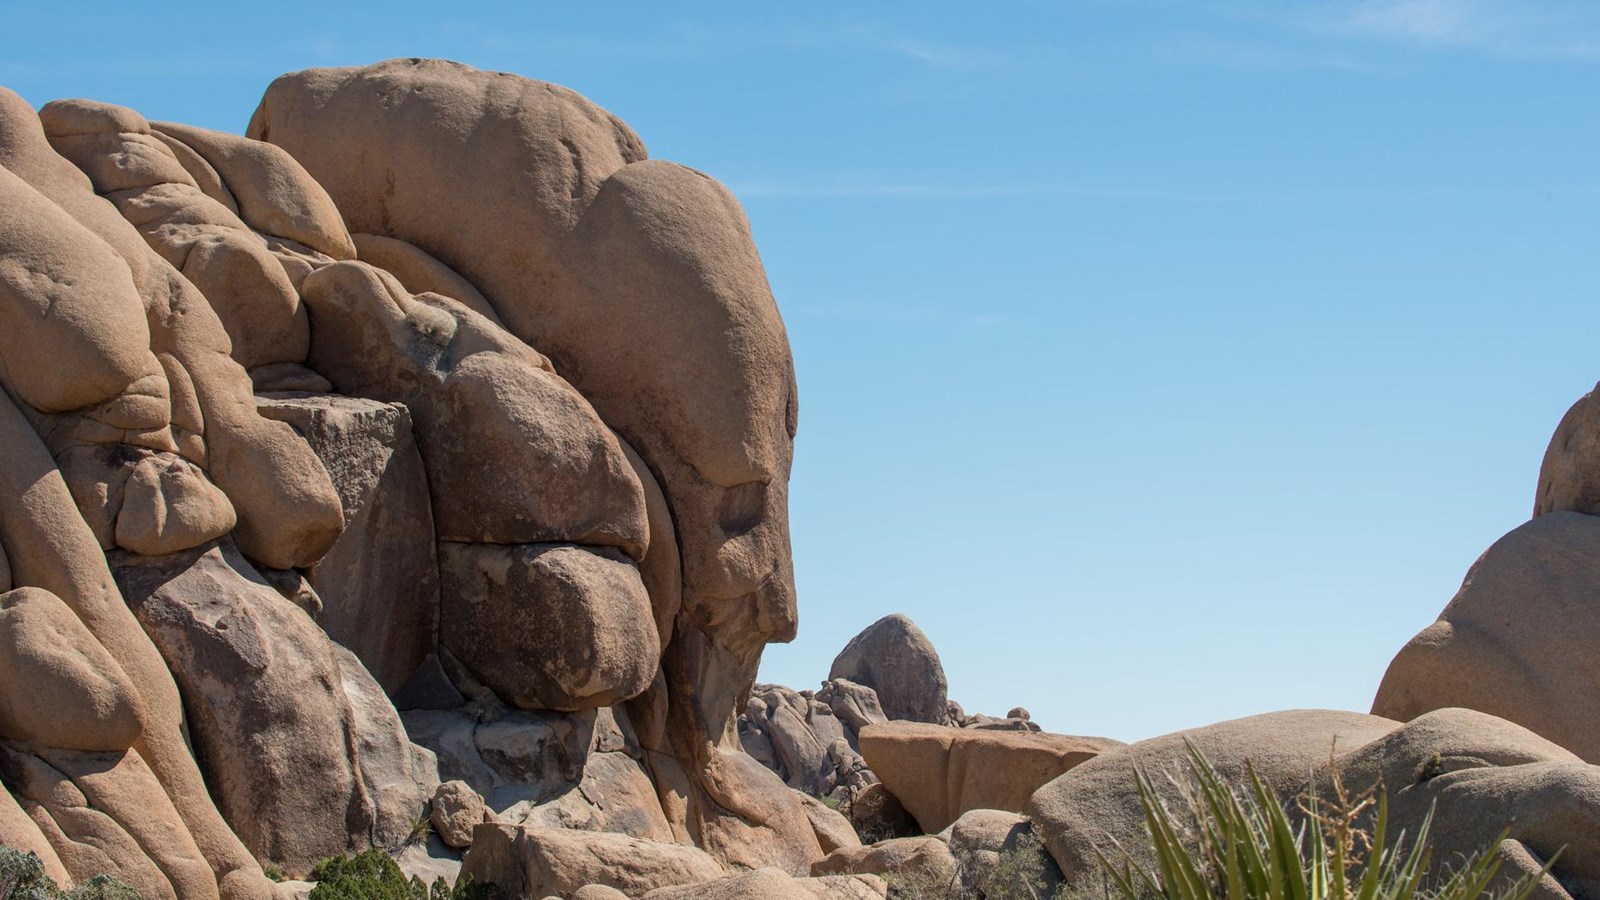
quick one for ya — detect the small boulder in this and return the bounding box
[431,780,492,849]
[460,824,723,898]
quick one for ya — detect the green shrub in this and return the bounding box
[307,849,489,900]
[0,846,64,900]
[0,846,143,900]
[1099,743,1558,900]
[980,831,1059,900]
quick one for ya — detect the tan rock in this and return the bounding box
[572,887,629,900]
[253,62,804,867]
[0,164,162,414]
[430,781,491,850]
[1,86,344,576]
[437,542,657,711]
[113,540,433,877]
[256,394,437,693]
[114,452,236,556]
[1373,512,1600,763]
[641,867,887,900]
[859,722,1122,834]
[38,99,309,371]
[0,586,142,751]
[150,122,355,260]
[300,261,646,555]
[351,233,501,324]
[1027,709,1398,895]
[0,785,70,887]
[460,824,723,898]
[0,747,174,898]
[810,836,958,887]
[793,790,860,855]
[0,327,252,896]
[1536,385,1600,516]
[831,615,949,724]
[1309,708,1600,900]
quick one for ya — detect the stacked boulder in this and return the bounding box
[0,56,843,898]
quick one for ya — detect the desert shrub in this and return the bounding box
[62,875,142,900]
[307,850,489,900]
[0,847,143,900]
[882,865,968,900]
[0,847,64,900]
[978,831,1059,900]
[1099,743,1557,900]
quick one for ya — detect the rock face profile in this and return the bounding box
[0,57,814,897]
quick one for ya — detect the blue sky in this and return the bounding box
[5,1,1599,741]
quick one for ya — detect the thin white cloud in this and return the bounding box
[1331,0,1600,62]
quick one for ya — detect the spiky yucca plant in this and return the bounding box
[1099,743,1557,900]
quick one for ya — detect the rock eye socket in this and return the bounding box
[718,481,767,536]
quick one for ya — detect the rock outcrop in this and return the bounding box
[1373,512,1600,763]
[0,56,812,896]
[1027,710,1399,897]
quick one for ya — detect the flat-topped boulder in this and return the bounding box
[858,721,1122,833]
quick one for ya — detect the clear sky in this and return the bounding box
[5,1,1599,742]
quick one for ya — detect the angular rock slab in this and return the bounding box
[256,393,437,693]
[859,721,1122,834]
[1027,709,1398,897]
[1373,512,1600,764]
[460,824,723,898]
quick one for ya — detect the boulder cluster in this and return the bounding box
[1,55,1600,900]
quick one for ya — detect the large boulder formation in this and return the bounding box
[859,722,1122,834]
[1027,709,1399,898]
[250,57,817,873]
[0,55,810,895]
[830,614,950,724]
[1372,512,1600,763]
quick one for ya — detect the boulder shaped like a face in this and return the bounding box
[249,59,801,654]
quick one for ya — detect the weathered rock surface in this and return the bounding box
[430,781,492,850]
[437,542,657,711]
[812,836,959,886]
[1308,708,1600,900]
[830,614,949,724]
[1028,709,1398,896]
[252,60,811,869]
[1373,512,1600,763]
[113,540,434,877]
[641,867,887,900]
[256,394,437,694]
[460,824,723,898]
[942,809,1062,898]
[860,721,1122,834]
